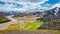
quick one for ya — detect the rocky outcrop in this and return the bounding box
[37,16,60,30]
[37,7,60,30]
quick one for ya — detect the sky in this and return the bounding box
[0,0,60,12]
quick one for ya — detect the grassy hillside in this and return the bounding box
[5,21,44,30]
[0,16,9,23]
[5,23,20,30]
[23,21,44,30]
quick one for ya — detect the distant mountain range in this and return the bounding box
[0,10,44,17]
[0,7,60,17]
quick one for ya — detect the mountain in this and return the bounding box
[0,10,42,17]
[37,7,60,30]
[42,7,60,17]
[0,11,21,16]
[0,7,60,17]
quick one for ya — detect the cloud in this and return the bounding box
[0,0,48,6]
[38,0,60,10]
[0,1,5,6]
[38,4,60,10]
[7,2,23,8]
[0,0,60,12]
[0,0,48,12]
[50,4,60,9]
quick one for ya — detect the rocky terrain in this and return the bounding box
[37,7,60,30]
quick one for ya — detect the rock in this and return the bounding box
[37,16,60,30]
